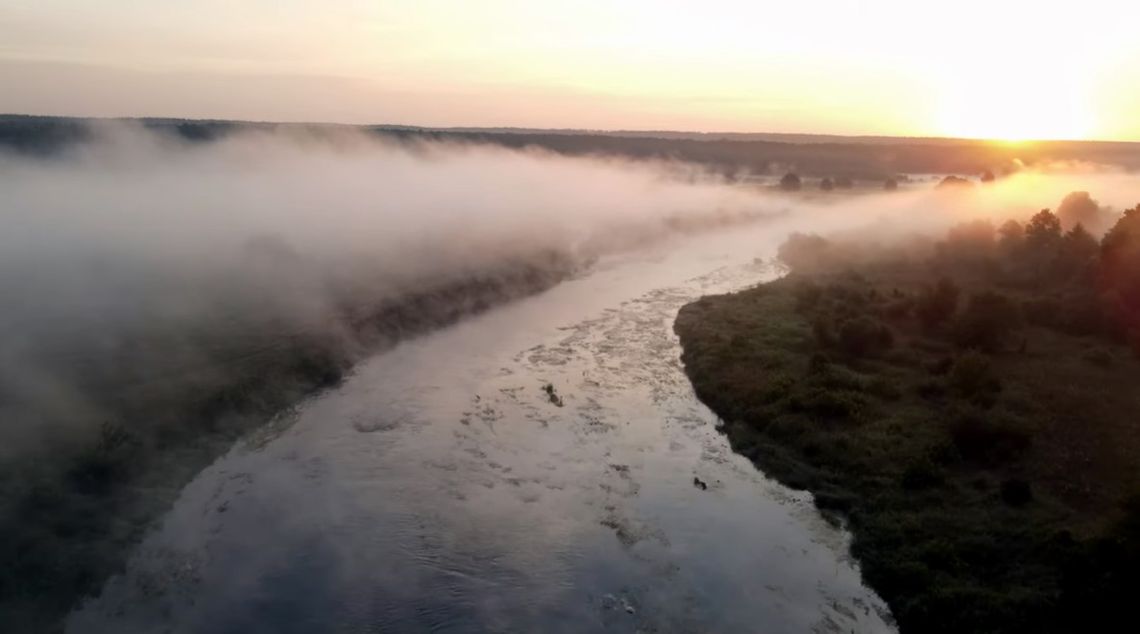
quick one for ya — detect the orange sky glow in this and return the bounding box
[2,1,1138,141]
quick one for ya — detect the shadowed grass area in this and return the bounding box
[676,263,1140,633]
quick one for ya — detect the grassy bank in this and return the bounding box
[675,208,1140,632]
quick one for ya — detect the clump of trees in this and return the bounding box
[780,172,802,191]
[937,175,974,190]
[820,177,834,191]
[1057,191,1108,234]
[1099,204,1140,351]
[778,192,1140,356]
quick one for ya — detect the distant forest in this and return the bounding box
[3,114,1140,180]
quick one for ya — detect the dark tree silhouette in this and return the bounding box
[1061,224,1099,274]
[980,170,996,183]
[1098,205,1140,339]
[780,172,802,191]
[936,175,974,190]
[1025,209,1062,251]
[998,219,1025,257]
[884,178,898,191]
[820,177,834,191]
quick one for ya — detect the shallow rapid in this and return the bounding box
[69,223,895,633]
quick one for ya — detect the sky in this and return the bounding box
[1,0,1138,140]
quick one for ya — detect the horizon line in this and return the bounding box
[2,112,1138,146]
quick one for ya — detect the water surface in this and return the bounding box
[70,224,894,633]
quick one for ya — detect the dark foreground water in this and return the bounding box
[69,222,894,633]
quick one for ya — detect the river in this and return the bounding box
[68,220,895,633]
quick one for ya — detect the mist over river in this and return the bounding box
[68,220,894,633]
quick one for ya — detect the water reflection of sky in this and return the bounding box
[70,222,894,633]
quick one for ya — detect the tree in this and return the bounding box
[777,232,833,272]
[1061,223,1100,277]
[1057,191,1106,234]
[884,178,898,191]
[936,175,974,190]
[1098,205,1140,337]
[954,291,1021,351]
[836,316,893,357]
[980,170,996,183]
[916,277,961,328]
[998,219,1025,258]
[780,172,802,191]
[1026,209,1062,247]
[820,177,834,191]
[943,220,996,262]
[1024,209,1063,279]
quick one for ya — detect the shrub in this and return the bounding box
[780,172,802,191]
[902,458,945,490]
[812,316,836,347]
[949,412,1031,465]
[936,175,974,190]
[949,351,1001,405]
[778,233,833,272]
[793,280,823,312]
[789,387,866,420]
[917,278,961,328]
[954,291,1020,352]
[837,316,894,358]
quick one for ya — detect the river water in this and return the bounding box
[69,221,895,633]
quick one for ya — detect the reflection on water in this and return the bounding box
[69,226,894,633]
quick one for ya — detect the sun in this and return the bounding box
[936,65,1094,141]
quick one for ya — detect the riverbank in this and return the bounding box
[0,252,577,632]
[675,230,1140,632]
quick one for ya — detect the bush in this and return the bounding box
[780,172,802,191]
[789,387,866,420]
[917,278,961,328]
[949,351,1002,405]
[793,280,823,312]
[949,412,1031,465]
[954,291,1020,352]
[836,316,894,358]
[778,233,833,272]
[902,458,945,490]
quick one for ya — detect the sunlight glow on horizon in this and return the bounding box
[1,1,1138,141]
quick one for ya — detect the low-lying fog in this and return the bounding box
[2,124,1139,463]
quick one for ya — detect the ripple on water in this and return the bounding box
[69,251,894,633]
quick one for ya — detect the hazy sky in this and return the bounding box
[2,1,1138,140]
